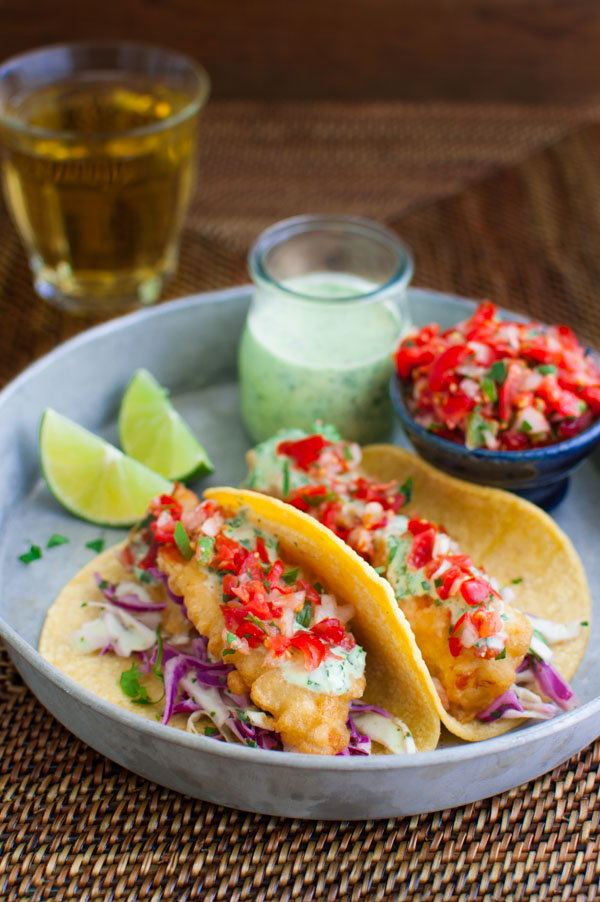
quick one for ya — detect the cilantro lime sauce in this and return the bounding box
[239,272,404,444]
[280,643,366,694]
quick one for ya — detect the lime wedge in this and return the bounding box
[118,369,213,481]
[39,409,173,526]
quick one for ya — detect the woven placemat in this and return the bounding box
[1,102,600,900]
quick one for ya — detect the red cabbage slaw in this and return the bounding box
[394,301,600,450]
[77,553,416,755]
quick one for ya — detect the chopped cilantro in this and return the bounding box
[511,578,523,585]
[282,567,299,585]
[421,580,429,591]
[314,582,324,595]
[86,539,105,553]
[295,600,312,628]
[481,376,498,403]
[434,577,443,588]
[245,613,267,632]
[47,533,69,548]
[519,420,533,433]
[581,620,589,627]
[246,739,258,748]
[490,360,507,384]
[537,364,557,375]
[374,566,386,575]
[400,476,413,504]
[174,521,193,560]
[387,535,401,564]
[496,649,506,660]
[120,663,155,705]
[19,544,42,564]
[282,459,290,498]
[152,630,164,681]
[222,649,236,657]
[343,444,353,461]
[204,726,219,736]
[196,536,215,565]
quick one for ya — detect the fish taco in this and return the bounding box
[40,484,441,756]
[244,426,591,741]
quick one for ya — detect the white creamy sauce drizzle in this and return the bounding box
[280,644,366,695]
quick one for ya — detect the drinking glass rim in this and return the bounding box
[248,214,414,305]
[0,40,210,141]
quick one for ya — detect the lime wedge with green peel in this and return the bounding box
[39,409,173,526]
[118,369,213,481]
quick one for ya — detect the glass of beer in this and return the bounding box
[0,42,209,313]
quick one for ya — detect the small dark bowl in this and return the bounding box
[390,374,600,510]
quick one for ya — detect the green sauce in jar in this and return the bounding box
[239,217,413,444]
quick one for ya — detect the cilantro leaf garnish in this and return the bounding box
[86,539,105,553]
[400,476,413,504]
[120,663,155,705]
[511,578,523,585]
[536,364,557,375]
[374,566,386,575]
[196,535,215,565]
[480,376,498,403]
[282,459,290,498]
[174,521,193,560]
[47,534,69,548]
[282,567,299,585]
[19,544,42,564]
[490,360,507,384]
[295,600,312,628]
[152,630,164,681]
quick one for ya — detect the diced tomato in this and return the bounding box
[408,518,435,536]
[311,618,346,644]
[472,608,503,638]
[297,578,321,604]
[428,345,474,392]
[266,635,291,657]
[277,435,331,471]
[213,533,247,572]
[395,343,436,380]
[448,635,463,658]
[440,391,475,427]
[436,565,465,601]
[287,484,332,513]
[289,632,328,670]
[407,527,436,570]
[498,362,521,421]
[460,577,493,606]
[255,536,270,563]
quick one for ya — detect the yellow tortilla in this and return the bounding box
[361,444,592,742]
[40,489,443,753]
[39,545,188,727]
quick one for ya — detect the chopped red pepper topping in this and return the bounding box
[395,301,600,449]
[277,435,331,471]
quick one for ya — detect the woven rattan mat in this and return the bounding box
[1,101,600,901]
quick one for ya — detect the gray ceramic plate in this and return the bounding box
[1,286,598,820]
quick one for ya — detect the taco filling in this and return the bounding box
[41,483,440,756]
[244,426,587,730]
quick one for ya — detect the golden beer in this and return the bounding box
[0,45,209,312]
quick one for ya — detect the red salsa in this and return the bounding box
[394,301,600,450]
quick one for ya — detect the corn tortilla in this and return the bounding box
[361,445,592,742]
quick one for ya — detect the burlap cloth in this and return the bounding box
[1,100,599,900]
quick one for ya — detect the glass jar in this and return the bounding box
[239,214,414,444]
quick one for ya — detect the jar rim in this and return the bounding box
[248,214,414,304]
